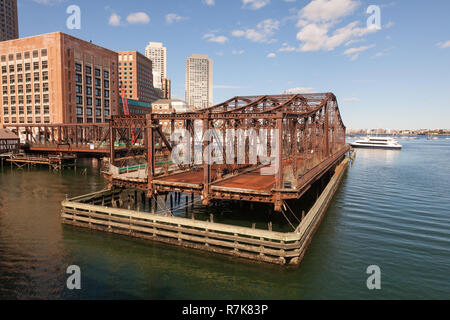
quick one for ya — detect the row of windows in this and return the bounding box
[76,107,110,117]
[2,117,51,124]
[3,94,49,105]
[3,83,49,95]
[76,96,110,107]
[3,105,50,115]
[75,74,109,88]
[1,61,47,74]
[1,50,47,62]
[75,63,109,79]
[2,71,49,85]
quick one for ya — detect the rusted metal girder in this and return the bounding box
[103,92,348,212]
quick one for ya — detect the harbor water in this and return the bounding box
[0,137,449,299]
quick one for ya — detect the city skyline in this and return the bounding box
[13,0,450,129]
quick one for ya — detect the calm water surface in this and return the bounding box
[0,137,449,299]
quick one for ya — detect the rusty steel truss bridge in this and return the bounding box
[3,93,349,211]
[105,92,350,211]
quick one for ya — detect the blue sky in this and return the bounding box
[18,0,450,129]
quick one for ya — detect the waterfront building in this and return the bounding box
[185,54,213,109]
[0,0,18,42]
[0,32,119,125]
[0,127,18,154]
[145,42,166,90]
[118,51,160,104]
[119,97,152,115]
[152,98,188,133]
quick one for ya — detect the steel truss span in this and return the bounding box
[106,93,349,212]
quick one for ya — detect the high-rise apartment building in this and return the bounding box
[0,32,119,125]
[144,42,166,90]
[185,54,212,109]
[118,51,160,104]
[0,0,19,42]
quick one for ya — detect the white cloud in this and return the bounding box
[232,50,245,55]
[242,0,271,10]
[344,97,360,102]
[297,21,377,52]
[295,0,379,52]
[283,87,315,94]
[33,0,66,5]
[384,21,395,29]
[166,13,188,24]
[126,12,150,24]
[267,53,276,58]
[232,19,279,43]
[109,13,121,27]
[343,44,375,56]
[204,33,229,44]
[278,43,296,52]
[203,0,215,6]
[437,40,450,49]
[372,46,394,58]
[297,0,359,25]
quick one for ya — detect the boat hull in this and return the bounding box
[350,143,402,150]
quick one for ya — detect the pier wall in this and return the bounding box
[61,157,350,266]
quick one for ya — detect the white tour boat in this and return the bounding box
[350,136,402,150]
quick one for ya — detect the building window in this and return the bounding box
[77,117,83,123]
[104,109,110,117]
[76,96,83,105]
[95,68,101,77]
[104,90,109,98]
[85,66,92,75]
[104,71,109,79]
[95,88,101,97]
[33,62,39,70]
[75,63,82,72]
[42,61,48,69]
[75,74,82,83]
[86,87,92,96]
[86,76,92,85]
[76,85,82,94]
[86,108,92,116]
[95,98,101,107]
[76,107,83,115]
[104,80,109,88]
[95,78,101,87]
[86,97,92,106]
[104,100,110,107]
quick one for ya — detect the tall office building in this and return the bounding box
[145,42,166,90]
[185,54,212,109]
[118,51,160,104]
[0,32,119,125]
[0,0,18,42]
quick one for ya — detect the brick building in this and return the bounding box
[118,51,160,104]
[0,32,119,125]
[0,0,19,42]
